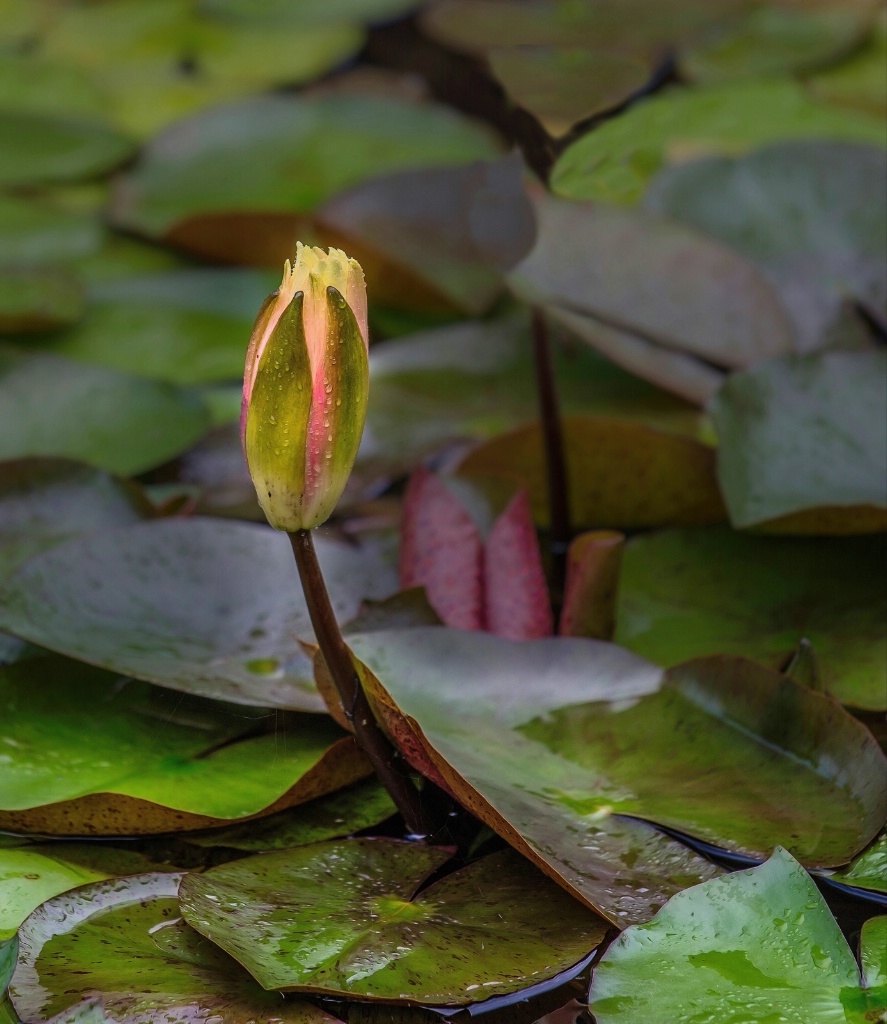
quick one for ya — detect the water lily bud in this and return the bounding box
[242,243,369,531]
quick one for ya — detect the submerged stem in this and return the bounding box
[289,529,429,836]
[531,307,571,618]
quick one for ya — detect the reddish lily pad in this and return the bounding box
[0,518,397,711]
[349,629,885,920]
[8,873,341,1023]
[179,840,607,1005]
[615,527,887,709]
[458,416,726,530]
[0,655,369,835]
[589,848,885,1024]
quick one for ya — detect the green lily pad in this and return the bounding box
[0,655,368,835]
[0,270,84,334]
[507,192,792,403]
[0,457,152,581]
[180,839,606,1004]
[680,6,867,83]
[31,269,277,384]
[0,111,134,187]
[551,79,885,206]
[0,844,169,942]
[710,350,887,530]
[111,92,499,240]
[0,194,103,266]
[589,848,886,1024]
[0,517,397,710]
[8,872,341,1023]
[186,777,396,851]
[352,631,884,887]
[645,141,887,351]
[360,315,707,479]
[828,831,887,895]
[862,917,887,990]
[615,527,887,709]
[0,348,210,476]
[808,10,887,117]
[0,55,106,124]
[350,628,726,925]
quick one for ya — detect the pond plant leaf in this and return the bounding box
[0,194,103,267]
[110,93,500,245]
[0,348,210,476]
[8,872,342,1023]
[709,350,887,531]
[0,656,369,835]
[588,847,885,1024]
[349,629,885,916]
[645,141,887,351]
[458,416,725,530]
[0,270,84,335]
[861,916,887,991]
[827,831,887,896]
[179,839,607,1005]
[186,777,396,852]
[347,628,723,925]
[399,469,552,638]
[550,79,885,206]
[0,517,397,711]
[615,527,887,709]
[507,192,793,401]
[808,9,887,117]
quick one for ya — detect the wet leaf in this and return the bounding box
[551,79,885,206]
[861,916,887,990]
[0,194,103,266]
[8,873,341,1023]
[508,192,792,401]
[361,316,707,476]
[179,840,606,1005]
[0,518,397,711]
[589,847,881,1024]
[110,93,500,243]
[710,350,887,531]
[458,416,726,530]
[681,5,867,83]
[828,831,887,895]
[0,348,210,476]
[31,268,278,384]
[349,628,724,925]
[0,655,368,835]
[0,111,134,187]
[0,270,84,334]
[0,457,152,581]
[616,527,887,709]
[186,778,396,851]
[355,631,884,883]
[487,47,651,135]
[645,141,887,351]
[0,845,168,942]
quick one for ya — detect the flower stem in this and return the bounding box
[289,529,429,836]
[531,307,571,618]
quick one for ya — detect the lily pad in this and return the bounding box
[0,194,103,266]
[0,517,397,711]
[179,839,607,1004]
[32,269,278,384]
[808,10,887,117]
[507,192,793,401]
[349,628,725,925]
[551,79,886,206]
[0,457,152,581]
[589,848,886,1024]
[645,141,887,351]
[352,631,884,885]
[0,655,368,835]
[186,777,396,851]
[0,844,167,942]
[458,416,725,530]
[0,348,210,476]
[111,93,500,241]
[8,872,341,1023]
[709,350,887,531]
[828,831,887,895]
[0,111,134,187]
[615,527,887,709]
[0,270,84,334]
